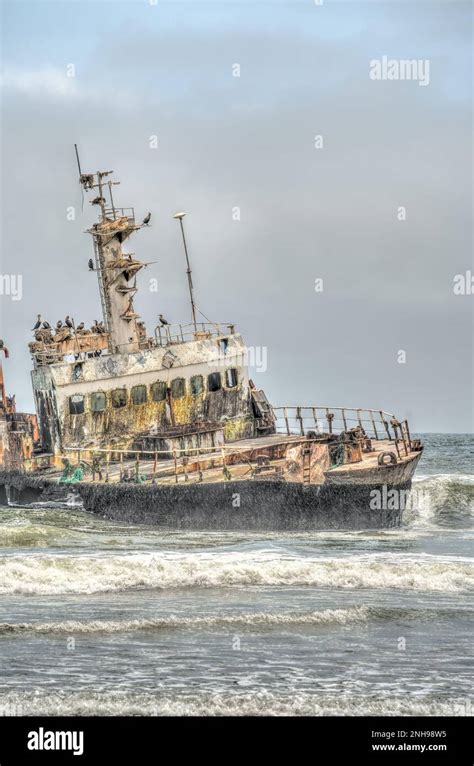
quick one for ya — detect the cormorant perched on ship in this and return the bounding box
[42,321,51,330]
[91,320,104,335]
[65,316,74,329]
[76,322,85,332]
[31,315,42,331]
[0,339,9,358]
[159,313,169,326]
[56,321,63,330]
[88,258,94,271]
[142,212,151,226]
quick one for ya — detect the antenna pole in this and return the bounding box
[108,180,116,219]
[174,213,197,332]
[96,171,106,221]
[74,144,82,178]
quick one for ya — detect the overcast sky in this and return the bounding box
[0,0,472,432]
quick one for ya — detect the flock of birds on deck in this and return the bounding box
[31,314,170,333]
[31,315,106,336]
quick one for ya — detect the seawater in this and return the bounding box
[0,434,472,716]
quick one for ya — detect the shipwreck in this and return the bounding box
[0,152,423,529]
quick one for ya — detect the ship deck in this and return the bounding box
[39,434,420,487]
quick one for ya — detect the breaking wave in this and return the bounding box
[0,550,471,595]
[411,474,474,524]
[0,606,370,635]
[0,689,467,717]
[0,523,74,548]
[0,604,469,637]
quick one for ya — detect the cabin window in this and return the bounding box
[225,368,238,388]
[207,372,222,392]
[190,375,204,396]
[72,362,84,382]
[90,392,106,412]
[112,388,127,409]
[131,385,147,405]
[69,394,85,415]
[171,377,185,399]
[151,381,167,402]
[218,338,228,355]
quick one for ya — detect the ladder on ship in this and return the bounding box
[93,237,111,336]
[302,446,311,486]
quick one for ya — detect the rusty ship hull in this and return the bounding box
[0,430,423,530]
[0,468,420,532]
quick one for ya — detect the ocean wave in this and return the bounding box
[408,473,474,527]
[0,606,370,635]
[414,473,474,483]
[0,689,468,717]
[413,473,474,500]
[0,523,73,547]
[0,604,469,636]
[0,551,471,595]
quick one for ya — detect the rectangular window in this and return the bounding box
[112,388,127,409]
[151,381,167,402]
[207,372,222,392]
[69,394,85,415]
[218,338,228,355]
[225,368,238,388]
[190,374,204,396]
[171,378,185,399]
[72,362,84,381]
[131,385,147,405]
[90,392,106,412]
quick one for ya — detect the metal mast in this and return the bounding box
[74,145,147,355]
[173,212,197,331]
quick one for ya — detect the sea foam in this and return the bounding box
[0,550,471,595]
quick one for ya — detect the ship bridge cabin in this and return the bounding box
[30,322,275,465]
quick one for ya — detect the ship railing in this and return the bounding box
[57,413,415,485]
[271,405,413,452]
[31,348,65,366]
[60,438,305,484]
[154,322,236,347]
[104,206,135,225]
[30,333,109,367]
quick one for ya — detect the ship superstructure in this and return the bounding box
[27,157,274,466]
